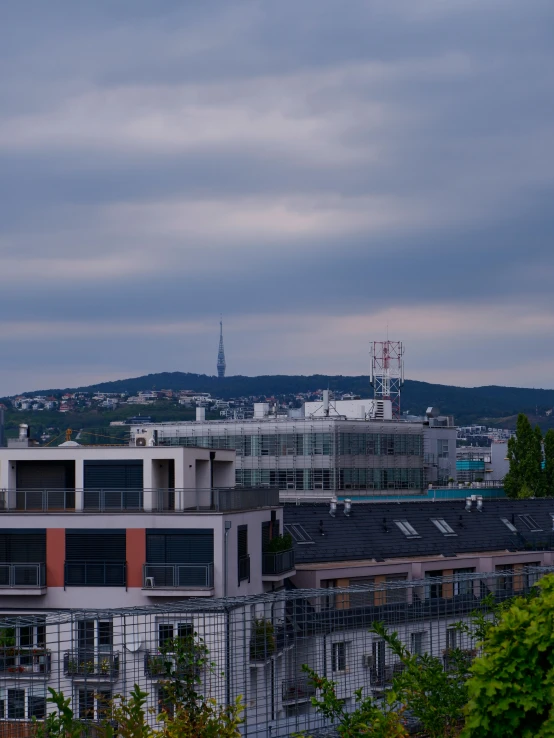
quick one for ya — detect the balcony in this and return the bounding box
[282,677,316,704]
[144,653,200,679]
[0,648,51,676]
[238,555,250,584]
[143,563,214,596]
[0,487,280,513]
[262,549,295,580]
[63,651,120,680]
[0,563,46,595]
[64,561,127,587]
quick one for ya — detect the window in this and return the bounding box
[425,570,443,599]
[65,530,126,586]
[158,622,193,649]
[518,514,542,532]
[158,685,174,718]
[28,695,46,719]
[501,517,517,533]
[453,568,475,596]
[411,632,426,656]
[8,689,25,720]
[496,564,513,594]
[78,619,113,653]
[238,526,249,584]
[78,688,112,721]
[332,642,347,672]
[284,524,314,544]
[437,440,450,459]
[371,640,386,684]
[321,579,336,610]
[394,520,420,538]
[431,518,457,536]
[446,628,458,651]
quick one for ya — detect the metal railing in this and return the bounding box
[238,555,250,584]
[282,677,316,703]
[0,648,51,676]
[143,563,214,588]
[0,487,280,512]
[0,563,45,588]
[262,549,295,576]
[64,561,127,587]
[63,651,120,679]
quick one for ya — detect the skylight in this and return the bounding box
[431,518,457,536]
[284,523,314,544]
[501,517,517,533]
[518,514,542,532]
[394,520,420,539]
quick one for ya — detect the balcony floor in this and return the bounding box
[262,568,296,582]
[142,587,214,597]
[0,587,47,596]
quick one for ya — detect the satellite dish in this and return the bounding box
[125,637,142,653]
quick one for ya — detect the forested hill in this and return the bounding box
[22,372,554,426]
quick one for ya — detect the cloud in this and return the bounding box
[0,0,554,395]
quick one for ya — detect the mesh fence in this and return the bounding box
[0,565,550,737]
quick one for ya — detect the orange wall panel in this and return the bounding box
[126,529,146,588]
[46,529,65,587]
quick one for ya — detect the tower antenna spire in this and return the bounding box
[217,316,226,378]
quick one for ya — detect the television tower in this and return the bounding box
[370,341,404,419]
[217,318,226,378]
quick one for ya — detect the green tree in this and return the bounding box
[462,574,554,737]
[544,429,554,495]
[504,414,543,498]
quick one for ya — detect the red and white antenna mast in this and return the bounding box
[370,341,404,419]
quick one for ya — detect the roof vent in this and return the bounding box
[319,520,325,536]
[383,516,389,533]
[476,496,483,512]
[344,499,352,517]
[329,498,337,517]
[465,497,472,512]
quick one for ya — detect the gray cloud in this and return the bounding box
[1,0,554,394]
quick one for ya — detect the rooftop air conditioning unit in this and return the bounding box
[144,577,155,588]
[135,429,157,447]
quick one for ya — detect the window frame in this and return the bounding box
[331,641,347,672]
[394,520,420,539]
[431,518,457,536]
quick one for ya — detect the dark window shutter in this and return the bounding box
[238,526,248,559]
[83,461,143,490]
[146,530,214,564]
[262,522,271,552]
[66,531,126,561]
[0,531,46,563]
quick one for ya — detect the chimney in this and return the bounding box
[344,499,352,516]
[196,407,206,422]
[323,390,330,417]
[465,497,472,512]
[329,498,337,517]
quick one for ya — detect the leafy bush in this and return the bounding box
[249,618,275,660]
[265,533,293,552]
[462,574,554,737]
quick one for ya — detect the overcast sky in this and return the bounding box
[1,0,554,395]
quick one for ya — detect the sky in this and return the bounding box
[1,0,554,395]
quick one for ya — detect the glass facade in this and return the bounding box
[158,425,427,492]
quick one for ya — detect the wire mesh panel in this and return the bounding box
[0,566,551,737]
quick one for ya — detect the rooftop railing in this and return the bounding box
[0,487,280,513]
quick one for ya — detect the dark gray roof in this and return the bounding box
[284,498,554,564]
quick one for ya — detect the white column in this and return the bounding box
[74,459,84,511]
[143,457,153,511]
